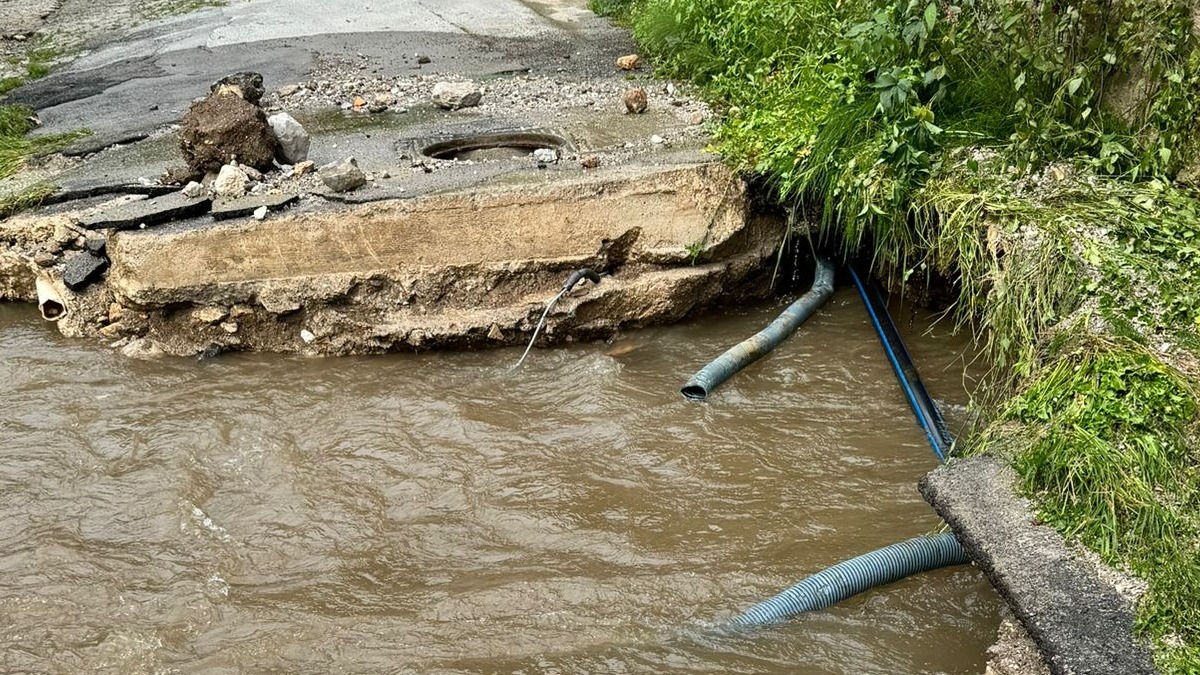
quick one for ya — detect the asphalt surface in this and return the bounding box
[4,0,629,140]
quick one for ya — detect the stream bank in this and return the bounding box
[595,0,1200,672]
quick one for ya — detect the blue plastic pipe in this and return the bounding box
[681,258,836,400]
[849,265,954,459]
[732,533,968,627]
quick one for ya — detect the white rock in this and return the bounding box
[318,157,367,193]
[181,181,206,198]
[532,148,558,163]
[650,135,665,144]
[121,338,165,360]
[268,112,311,164]
[239,164,264,182]
[431,81,482,110]
[300,329,316,343]
[253,206,268,220]
[212,164,249,198]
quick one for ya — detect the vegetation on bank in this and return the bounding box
[1,43,60,95]
[593,0,1200,669]
[0,105,87,217]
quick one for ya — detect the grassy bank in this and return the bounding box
[593,0,1200,669]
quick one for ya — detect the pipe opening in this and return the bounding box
[680,385,708,401]
[40,299,66,320]
[421,131,567,162]
[36,276,68,322]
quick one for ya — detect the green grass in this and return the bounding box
[0,105,86,215]
[596,0,1200,669]
[23,47,56,80]
[0,43,61,95]
[0,182,55,219]
[588,0,636,19]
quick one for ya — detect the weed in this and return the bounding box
[0,182,55,219]
[0,104,89,182]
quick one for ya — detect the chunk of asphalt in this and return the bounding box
[61,251,109,291]
[60,131,152,157]
[79,192,211,231]
[918,457,1156,675]
[43,180,177,207]
[210,192,300,221]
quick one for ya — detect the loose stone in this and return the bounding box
[616,54,641,70]
[268,112,311,164]
[319,157,368,193]
[432,81,482,110]
[213,164,249,198]
[181,181,206,199]
[624,87,648,114]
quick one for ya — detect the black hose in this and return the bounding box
[562,268,601,292]
[849,265,953,459]
[681,258,835,400]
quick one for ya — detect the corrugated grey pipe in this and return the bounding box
[681,257,835,400]
[732,533,968,627]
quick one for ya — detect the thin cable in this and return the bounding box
[512,288,566,370]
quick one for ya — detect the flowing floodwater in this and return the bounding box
[0,288,1002,674]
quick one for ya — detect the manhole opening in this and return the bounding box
[421,132,568,162]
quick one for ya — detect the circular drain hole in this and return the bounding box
[421,131,567,162]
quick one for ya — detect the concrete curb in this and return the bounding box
[919,456,1157,675]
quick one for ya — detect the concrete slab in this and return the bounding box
[920,457,1157,675]
[210,191,301,220]
[79,191,210,230]
[109,163,748,302]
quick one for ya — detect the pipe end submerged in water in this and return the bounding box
[732,533,969,627]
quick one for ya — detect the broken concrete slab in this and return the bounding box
[41,161,777,356]
[210,191,300,220]
[109,163,751,301]
[61,252,109,291]
[919,457,1156,675]
[78,192,212,231]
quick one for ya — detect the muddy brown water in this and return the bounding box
[0,289,1002,674]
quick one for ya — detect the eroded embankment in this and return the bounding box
[0,162,782,356]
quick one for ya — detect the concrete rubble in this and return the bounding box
[318,157,367,193]
[268,112,311,164]
[431,81,483,110]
